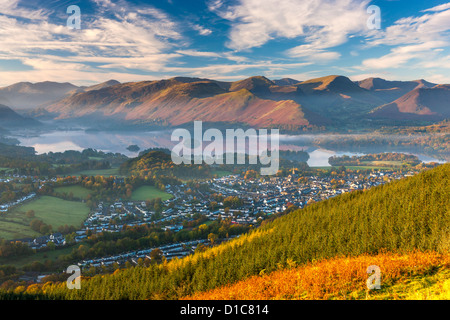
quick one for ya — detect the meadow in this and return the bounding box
[1,196,90,239]
[131,186,173,202]
[71,167,121,177]
[0,215,40,240]
[211,169,233,178]
[54,185,92,199]
[311,165,388,170]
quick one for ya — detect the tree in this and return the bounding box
[195,243,207,253]
[208,233,218,245]
[77,244,89,259]
[40,224,51,235]
[209,201,218,211]
[65,233,75,245]
[198,224,209,236]
[30,219,43,232]
[26,210,35,218]
[46,241,56,251]
[150,248,163,263]
[223,196,243,208]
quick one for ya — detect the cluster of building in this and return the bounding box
[77,239,209,268]
[164,169,412,219]
[81,200,180,235]
[0,192,36,213]
[79,169,418,239]
[15,232,65,250]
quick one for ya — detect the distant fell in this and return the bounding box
[370,84,450,121]
[273,78,302,86]
[0,104,41,128]
[357,77,437,103]
[0,81,79,110]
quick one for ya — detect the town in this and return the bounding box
[1,166,422,270]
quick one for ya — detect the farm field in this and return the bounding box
[310,165,389,170]
[361,160,403,167]
[54,185,92,199]
[131,186,173,202]
[71,167,121,177]
[341,165,391,170]
[211,169,233,178]
[0,217,40,240]
[1,196,90,239]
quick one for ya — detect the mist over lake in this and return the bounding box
[13,129,446,167]
[16,129,174,157]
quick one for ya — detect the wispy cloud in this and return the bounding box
[0,0,49,20]
[0,0,449,86]
[361,3,450,72]
[362,41,448,69]
[192,24,213,36]
[422,2,450,12]
[161,61,313,79]
[0,0,186,85]
[210,0,370,61]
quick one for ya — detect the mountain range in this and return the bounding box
[0,75,448,129]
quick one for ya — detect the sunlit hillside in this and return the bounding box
[184,251,450,300]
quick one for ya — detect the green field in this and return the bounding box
[72,167,121,177]
[312,159,407,170]
[54,185,92,199]
[212,169,233,177]
[0,218,40,240]
[311,165,391,170]
[361,160,403,166]
[0,196,90,239]
[342,165,390,170]
[131,186,173,202]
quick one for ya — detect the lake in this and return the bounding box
[305,148,445,167]
[16,129,174,157]
[15,130,447,167]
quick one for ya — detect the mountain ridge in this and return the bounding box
[370,84,450,121]
[1,75,448,129]
[357,77,437,103]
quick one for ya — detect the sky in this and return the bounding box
[0,0,449,86]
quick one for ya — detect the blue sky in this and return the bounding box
[0,0,449,86]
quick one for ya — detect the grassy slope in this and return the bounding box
[211,169,233,178]
[0,217,40,240]
[2,196,89,239]
[54,185,92,199]
[72,167,121,177]
[131,185,173,202]
[184,251,450,300]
